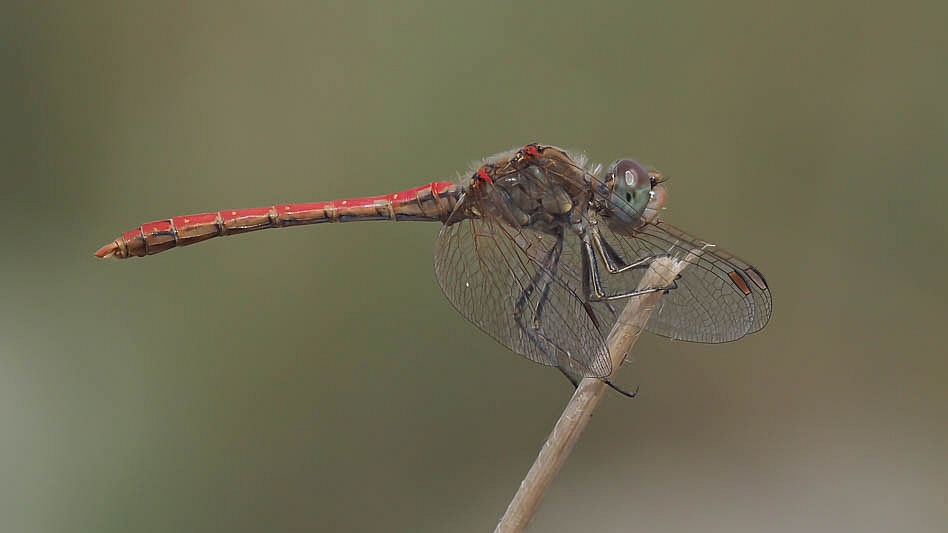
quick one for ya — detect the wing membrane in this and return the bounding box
[597,219,772,343]
[530,148,772,343]
[434,207,613,379]
[433,146,772,381]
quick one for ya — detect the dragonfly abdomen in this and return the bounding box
[95,181,462,259]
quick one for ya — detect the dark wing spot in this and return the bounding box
[743,267,769,291]
[728,270,752,296]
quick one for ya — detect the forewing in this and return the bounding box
[598,220,772,343]
[434,213,612,379]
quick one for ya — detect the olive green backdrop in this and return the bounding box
[3,1,946,532]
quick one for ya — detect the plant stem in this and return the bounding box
[494,256,687,533]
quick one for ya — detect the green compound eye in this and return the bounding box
[607,159,652,221]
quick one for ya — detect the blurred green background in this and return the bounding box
[3,1,946,532]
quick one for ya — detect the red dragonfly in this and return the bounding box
[96,143,771,388]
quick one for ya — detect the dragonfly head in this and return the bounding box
[601,159,667,234]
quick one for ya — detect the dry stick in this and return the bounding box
[494,255,689,533]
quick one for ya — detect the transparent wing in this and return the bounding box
[433,144,771,382]
[518,146,772,344]
[434,210,613,379]
[596,218,772,343]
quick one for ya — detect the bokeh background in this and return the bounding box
[3,1,946,532]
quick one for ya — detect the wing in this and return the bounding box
[434,211,614,379]
[433,143,772,382]
[505,144,772,344]
[598,219,773,343]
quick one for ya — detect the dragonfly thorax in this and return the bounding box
[481,165,589,234]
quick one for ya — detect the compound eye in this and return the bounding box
[612,159,649,190]
[607,159,652,207]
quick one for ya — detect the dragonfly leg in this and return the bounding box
[557,367,580,387]
[591,225,663,274]
[512,231,564,365]
[603,379,639,398]
[511,230,600,379]
[581,229,678,302]
[558,362,639,398]
[531,236,562,328]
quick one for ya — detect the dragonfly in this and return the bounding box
[96,143,771,392]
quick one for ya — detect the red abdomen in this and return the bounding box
[95,182,462,259]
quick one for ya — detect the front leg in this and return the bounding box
[591,225,661,274]
[581,228,678,302]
